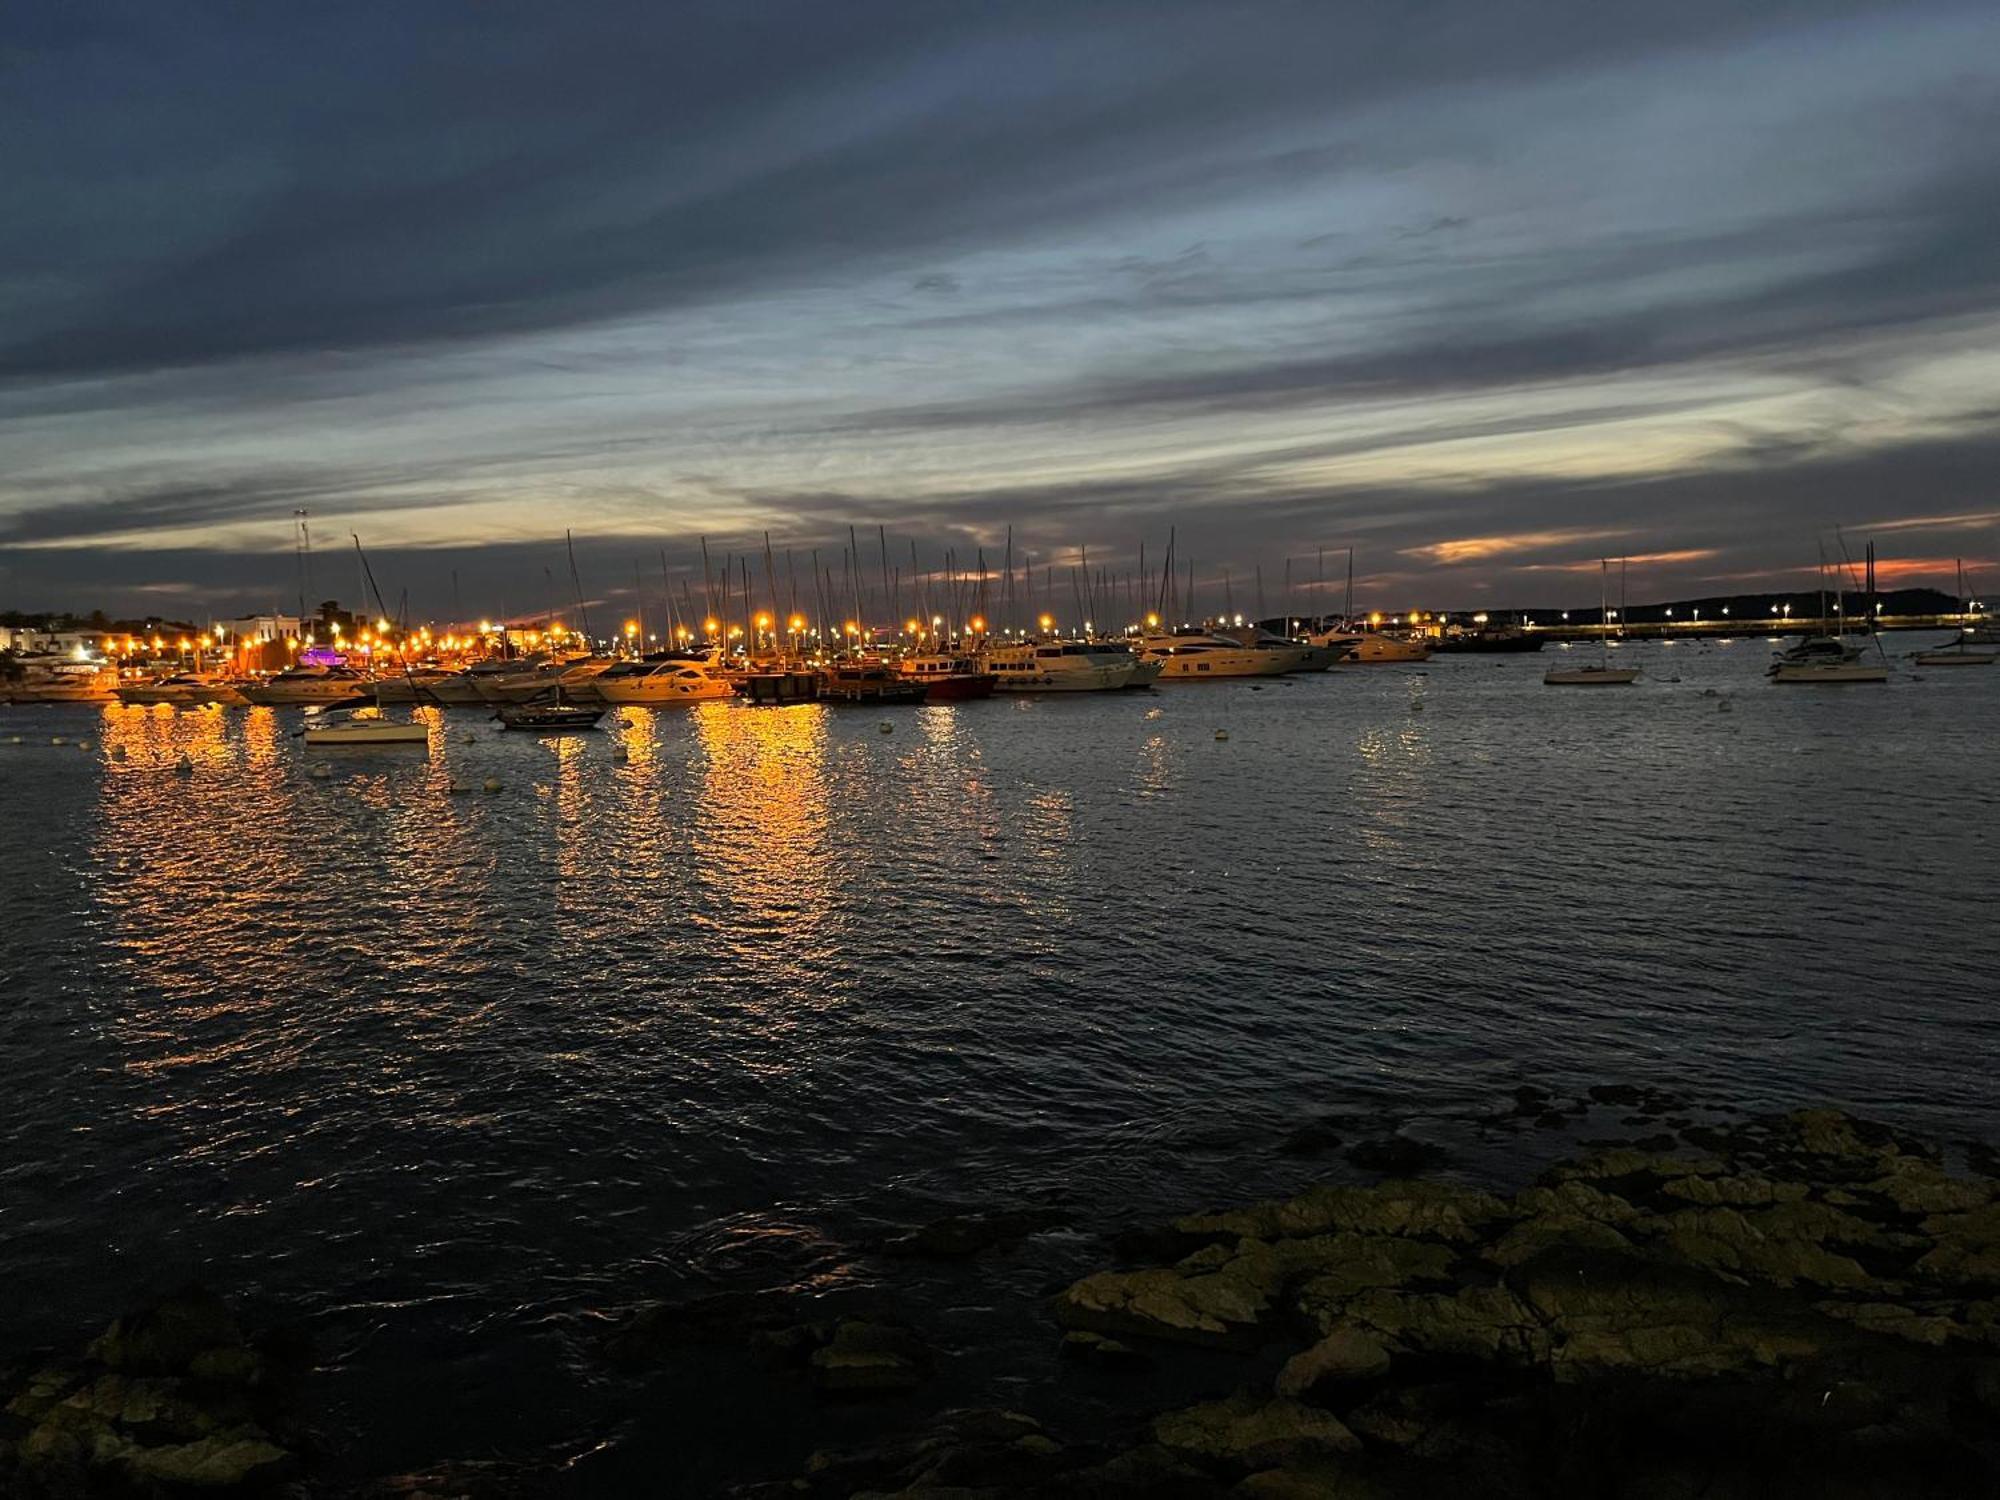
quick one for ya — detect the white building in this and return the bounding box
[217,613,302,643]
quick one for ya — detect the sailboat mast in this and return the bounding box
[565,529,591,644]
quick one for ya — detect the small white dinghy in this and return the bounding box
[1544,663,1641,686]
[302,709,429,746]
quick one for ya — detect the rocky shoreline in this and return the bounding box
[7,1106,1998,1497]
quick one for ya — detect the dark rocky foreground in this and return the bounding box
[7,1107,2000,1497]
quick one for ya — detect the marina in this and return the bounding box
[3,632,1994,1492]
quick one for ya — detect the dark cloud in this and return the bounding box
[0,0,1918,379]
[3,0,1999,613]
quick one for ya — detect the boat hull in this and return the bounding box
[496,708,605,731]
[1912,651,1997,666]
[1543,667,1640,685]
[908,674,996,701]
[594,679,736,704]
[1768,664,1888,683]
[302,723,430,745]
[244,681,372,705]
[987,665,1134,691]
[1152,651,1292,679]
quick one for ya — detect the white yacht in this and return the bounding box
[470,655,612,704]
[302,708,430,746]
[241,664,372,705]
[979,640,1137,691]
[114,673,247,707]
[1310,627,1430,665]
[1768,636,1886,684]
[1220,626,1329,671]
[370,667,465,703]
[1136,633,1293,679]
[1091,641,1165,686]
[592,654,737,704]
[10,656,119,703]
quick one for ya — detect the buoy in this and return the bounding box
[879,721,894,734]
[462,733,477,743]
[174,755,194,777]
[310,763,333,780]
[611,743,629,762]
[1214,729,1229,741]
[1410,700,1425,712]
[5,734,20,745]
[77,739,93,751]
[1718,699,1733,713]
[449,780,473,795]
[110,744,127,760]
[482,777,503,794]
[50,735,65,746]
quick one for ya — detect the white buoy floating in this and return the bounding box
[1718,699,1734,713]
[482,777,503,794]
[5,734,20,745]
[110,744,127,760]
[174,754,194,777]
[50,735,66,746]
[879,721,894,734]
[1410,700,1425,712]
[449,780,473,795]
[310,763,333,780]
[611,743,629,762]
[77,739,93,752]
[1214,728,1229,741]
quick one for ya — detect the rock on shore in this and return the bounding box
[742,1108,2000,1497]
[0,1287,304,1497]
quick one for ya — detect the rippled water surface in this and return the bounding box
[3,636,1996,1485]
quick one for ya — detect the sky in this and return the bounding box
[4,0,1999,622]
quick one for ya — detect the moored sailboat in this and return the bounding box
[1545,561,1639,685]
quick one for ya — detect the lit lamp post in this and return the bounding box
[1037,612,1053,638]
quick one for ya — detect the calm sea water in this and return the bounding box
[2,633,1996,1487]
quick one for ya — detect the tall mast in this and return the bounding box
[294,509,313,624]
[565,529,590,643]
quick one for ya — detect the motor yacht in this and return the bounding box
[1311,628,1430,665]
[820,661,926,703]
[9,655,119,703]
[1219,626,1330,671]
[114,673,247,706]
[894,653,997,700]
[979,640,1137,691]
[1136,633,1293,679]
[592,655,737,704]
[242,664,373,705]
[371,667,465,703]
